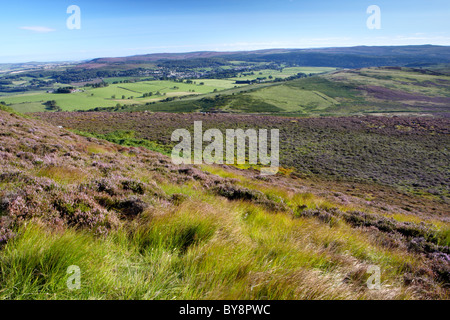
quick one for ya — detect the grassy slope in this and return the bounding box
[244,85,339,112]
[121,67,450,115]
[0,109,449,299]
[1,80,246,112]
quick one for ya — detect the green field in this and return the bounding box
[243,85,338,112]
[125,67,450,115]
[228,67,337,81]
[4,66,446,115]
[0,67,338,112]
[0,79,246,112]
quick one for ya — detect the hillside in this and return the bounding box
[83,45,450,69]
[116,66,450,116]
[0,107,449,299]
[2,47,450,116]
[37,112,450,204]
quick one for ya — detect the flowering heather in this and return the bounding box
[0,109,449,299]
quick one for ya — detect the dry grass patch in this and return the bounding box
[36,165,88,184]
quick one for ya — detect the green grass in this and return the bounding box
[0,91,116,111]
[8,102,46,113]
[0,104,448,300]
[72,129,173,156]
[0,103,29,117]
[0,193,420,299]
[1,80,245,112]
[3,66,449,115]
[227,67,337,81]
[245,84,338,112]
[126,71,365,114]
[0,67,337,113]
[286,76,361,100]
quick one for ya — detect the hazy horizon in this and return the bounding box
[3,44,450,65]
[2,0,450,63]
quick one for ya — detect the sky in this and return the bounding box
[0,0,449,63]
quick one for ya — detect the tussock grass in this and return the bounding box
[0,224,109,299]
[0,167,442,299]
[0,194,422,299]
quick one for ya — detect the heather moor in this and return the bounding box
[0,1,449,302]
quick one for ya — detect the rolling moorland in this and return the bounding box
[0,45,449,299]
[0,107,449,299]
[37,112,450,202]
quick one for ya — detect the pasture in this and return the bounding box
[227,67,337,81]
[244,84,338,112]
[0,67,338,112]
[1,79,245,111]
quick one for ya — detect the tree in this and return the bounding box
[55,86,74,94]
[44,100,61,111]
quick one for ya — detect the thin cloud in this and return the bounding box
[19,26,56,33]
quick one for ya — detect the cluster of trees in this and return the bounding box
[235,72,308,85]
[111,79,137,84]
[270,72,309,83]
[0,86,29,93]
[43,100,62,111]
[84,82,109,88]
[0,77,55,93]
[22,68,153,84]
[55,86,74,94]
[202,69,239,79]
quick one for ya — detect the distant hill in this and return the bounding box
[81,45,450,69]
[224,45,450,68]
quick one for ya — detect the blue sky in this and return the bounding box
[1,0,449,63]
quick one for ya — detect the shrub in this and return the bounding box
[121,179,146,194]
[117,197,148,217]
[52,192,114,232]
